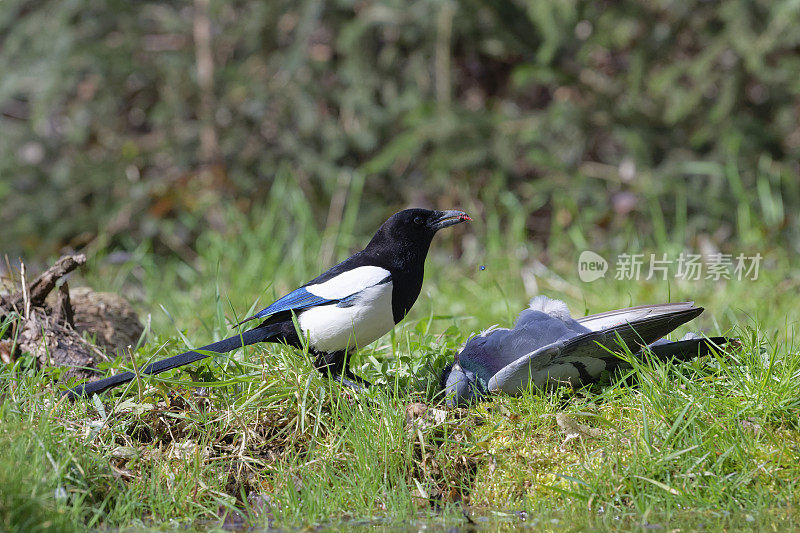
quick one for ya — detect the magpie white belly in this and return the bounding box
[297,281,395,353]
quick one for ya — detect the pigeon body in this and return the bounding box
[442,296,730,405]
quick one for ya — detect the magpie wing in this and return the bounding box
[236,265,392,325]
[235,287,334,326]
[487,304,704,393]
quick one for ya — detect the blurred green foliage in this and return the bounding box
[1,0,798,258]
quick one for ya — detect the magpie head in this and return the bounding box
[377,208,471,243]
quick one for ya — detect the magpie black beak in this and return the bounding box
[429,210,472,231]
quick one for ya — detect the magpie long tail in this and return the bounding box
[62,325,277,401]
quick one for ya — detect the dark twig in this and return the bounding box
[52,281,75,328]
[1,254,86,313]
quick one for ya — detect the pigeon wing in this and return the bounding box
[488,304,704,393]
[648,335,731,361]
[576,301,697,331]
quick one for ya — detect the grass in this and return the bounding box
[2,183,799,530]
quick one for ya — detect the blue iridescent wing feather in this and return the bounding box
[237,265,392,326]
[237,287,334,325]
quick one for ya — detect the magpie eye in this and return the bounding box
[414,216,423,225]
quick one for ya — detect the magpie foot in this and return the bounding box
[343,369,372,388]
[332,373,368,392]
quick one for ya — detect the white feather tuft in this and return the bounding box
[528,296,573,322]
[479,324,502,337]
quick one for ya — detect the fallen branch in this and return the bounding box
[1,254,143,382]
[0,254,86,313]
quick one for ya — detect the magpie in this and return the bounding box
[64,208,471,400]
[441,296,734,406]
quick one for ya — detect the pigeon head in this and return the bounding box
[440,355,488,407]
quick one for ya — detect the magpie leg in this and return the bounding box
[313,349,346,377]
[312,349,373,391]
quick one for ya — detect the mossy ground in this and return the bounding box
[2,203,798,531]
